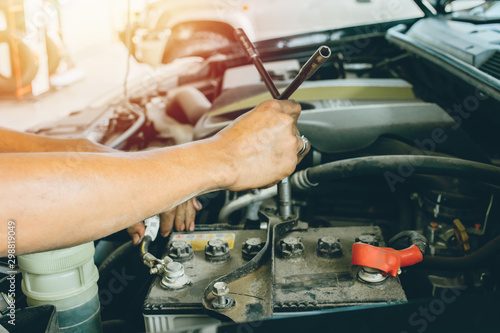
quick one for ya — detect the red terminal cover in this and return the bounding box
[351,243,423,277]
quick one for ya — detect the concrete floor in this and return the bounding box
[0,42,149,131]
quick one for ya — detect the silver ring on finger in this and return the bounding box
[296,134,308,156]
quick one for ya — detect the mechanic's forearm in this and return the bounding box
[0,127,109,153]
[0,139,231,256]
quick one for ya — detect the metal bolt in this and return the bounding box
[212,281,229,308]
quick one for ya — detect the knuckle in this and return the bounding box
[261,99,281,110]
[285,99,301,113]
[277,113,293,128]
[293,101,302,112]
[282,113,294,126]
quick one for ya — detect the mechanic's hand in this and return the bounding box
[215,100,309,191]
[127,197,202,245]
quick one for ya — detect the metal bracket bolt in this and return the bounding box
[212,281,234,309]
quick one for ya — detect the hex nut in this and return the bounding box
[213,281,228,296]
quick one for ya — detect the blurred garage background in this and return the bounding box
[0,0,422,131]
[0,0,151,131]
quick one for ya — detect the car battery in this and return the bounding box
[143,226,407,332]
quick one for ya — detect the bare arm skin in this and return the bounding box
[0,100,305,256]
[0,125,203,243]
[0,126,113,153]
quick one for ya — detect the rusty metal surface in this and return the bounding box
[143,229,267,315]
[273,226,407,311]
[201,214,298,322]
[143,223,407,322]
[204,261,272,322]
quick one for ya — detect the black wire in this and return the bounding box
[305,155,500,187]
[98,240,134,272]
[419,234,500,270]
[388,230,428,255]
[140,236,152,258]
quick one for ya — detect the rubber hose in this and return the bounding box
[98,240,134,273]
[304,155,500,186]
[419,234,500,270]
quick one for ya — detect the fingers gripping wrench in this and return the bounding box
[233,28,332,218]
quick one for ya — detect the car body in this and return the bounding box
[124,0,423,65]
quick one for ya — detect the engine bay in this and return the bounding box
[6,7,500,332]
